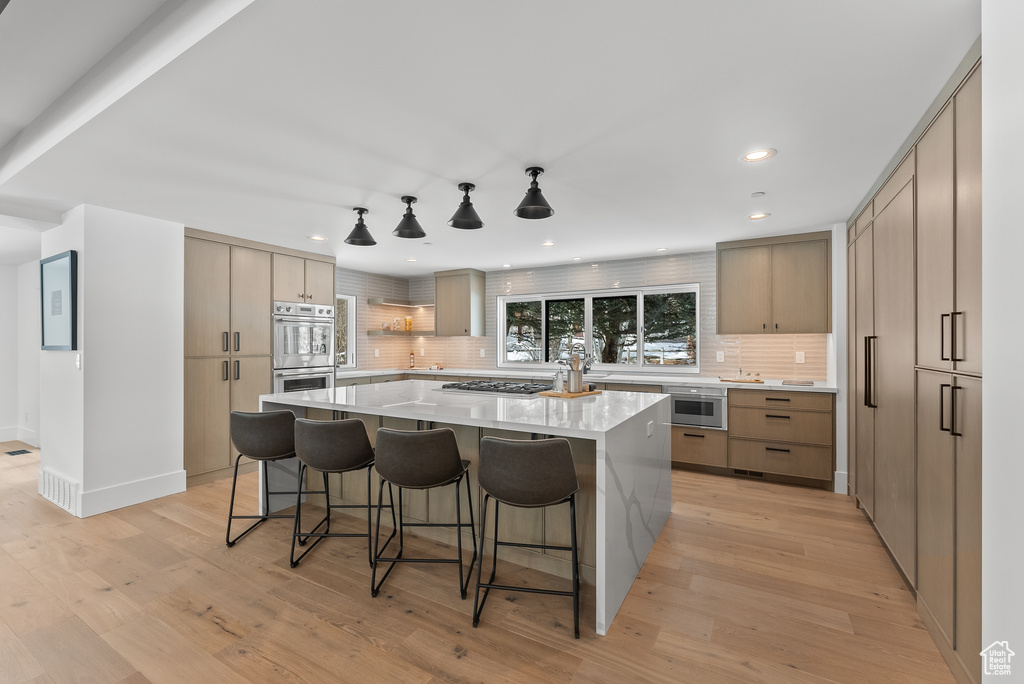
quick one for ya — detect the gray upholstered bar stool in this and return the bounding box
[473,436,581,638]
[371,427,477,599]
[290,418,394,568]
[226,410,300,547]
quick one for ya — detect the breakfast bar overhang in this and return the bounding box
[259,379,672,635]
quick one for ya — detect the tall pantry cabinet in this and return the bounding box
[847,62,981,684]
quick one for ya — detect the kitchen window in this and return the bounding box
[498,284,699,372]
[336,294,356,367]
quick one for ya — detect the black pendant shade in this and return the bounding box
[448,182,484,230]
[514,166,553,219]
[344,207,376,246]
[393,195,426,238]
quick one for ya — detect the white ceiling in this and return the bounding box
[0,0,981,275]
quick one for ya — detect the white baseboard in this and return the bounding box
[0,425,17,442]
[833,470,849,495]
[16,427,39,448]
[78,469,187,518]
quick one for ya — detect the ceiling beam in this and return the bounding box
[0,0,254,186]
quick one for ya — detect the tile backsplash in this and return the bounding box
[338,250,828,381]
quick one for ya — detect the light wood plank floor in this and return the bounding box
[0,440,954,683]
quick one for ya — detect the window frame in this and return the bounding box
[496,283,700,374]
[335,294,357,368]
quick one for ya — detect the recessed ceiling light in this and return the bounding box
[502,264,511,268]
[405,258,416,262]
[542,241,555,247]
[572,256,582,261]
[750,191,766,198]
[656,247,668,252]
[307,235,328,241]
[743,148,776,162]
[748,212,771,220]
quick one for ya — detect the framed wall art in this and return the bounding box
[40,250,78,351]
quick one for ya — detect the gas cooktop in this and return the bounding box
[440,380,553,395]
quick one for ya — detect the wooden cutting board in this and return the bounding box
[720,377,764,384]
[539,389,603,398]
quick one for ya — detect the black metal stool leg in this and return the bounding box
[570,493,580,639]
[289,462,305,564]
[472,493,489,627]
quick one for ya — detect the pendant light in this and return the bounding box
[393,195,426,238]
[344,207,376,246]
[514,166,553,219]
[448,182,484,230]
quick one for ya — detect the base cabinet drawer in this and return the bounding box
[728,439,832,480]
[728,406,833,445]
[671,426,728,467]
[728,389,833,411]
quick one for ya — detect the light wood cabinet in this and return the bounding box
[871,165,917,585]
[853,223,875,516]
[716,232,831,334]
[184,357,231,475]
[273,253,335,305]
[434,268,485,336]
[670,426,727,467]
[954,67,982,377]
[229,246,271,355]
[727,389,834,483]
[717,246,769,333]
[184,239,230,357]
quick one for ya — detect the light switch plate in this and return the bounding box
[646,420,654,437]
[480,348,486,358]
[76,353,81,369]
[374,349,379,358]
[716,351,725,363]
[420,348,425,356]
[796,351,805,364]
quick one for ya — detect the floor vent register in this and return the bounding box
[5,449,30,455]
[39,467,80,516]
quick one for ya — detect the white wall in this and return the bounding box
[981,0,1024,659]
[39,206,86,486]
[39,204,185,516]
[0,264,19,441]
[17,260,40,446]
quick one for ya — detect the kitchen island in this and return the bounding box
[259,379,671,635]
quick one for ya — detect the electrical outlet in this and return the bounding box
[716,351,725,363]
[480,348,486,358]
[796,351,805,364]
[374,348,380,358]
[420,348,425,356]
[76,353,81,369]
[646,420,654,437]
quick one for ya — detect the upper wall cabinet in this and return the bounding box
[717,232,832,334]
[434,268,486,336]
[273,254,335,305]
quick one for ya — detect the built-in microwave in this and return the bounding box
[663,385,728,430]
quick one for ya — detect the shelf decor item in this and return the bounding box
[40,250,78,350]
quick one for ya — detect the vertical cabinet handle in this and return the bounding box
[234,332,240,352]
[775,322,778,331]
[951,385,964,437]
[235,360,240,380]
[940,313,951,361]
[864,336,878,408]
[763,323,766,331]
[951,312,964,362]
[939,383,951,432]
[222,360,229,381]
[223,331,229,352]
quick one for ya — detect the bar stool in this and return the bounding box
[225,410,300,547]
[290,418,394,568]
[370,427,477,599]
[473,436,581,638]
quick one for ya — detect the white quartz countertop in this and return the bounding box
[262,379,669,439]
[335,367,837,393]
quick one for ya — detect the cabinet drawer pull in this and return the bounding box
[765,397,790,402]
[940,313,951,361]
[939,383,951,432]
[951,385,964,437]
[951,311,964,362]
[765,414,791,420]
[682,433,705,439]
[222,360,229,381]
[765,447,791,453]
